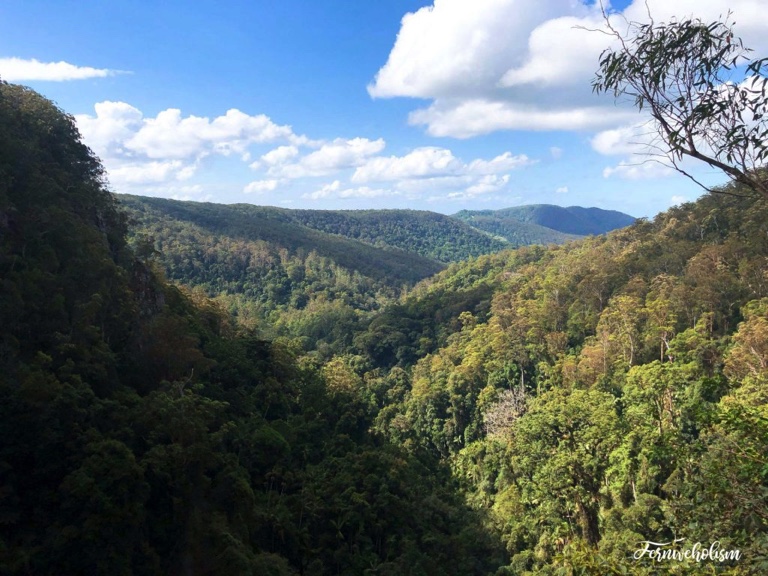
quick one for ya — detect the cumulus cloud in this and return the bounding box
[603,160,675,180]
[499,16,612,88]
[244,179,280,194]
[75,101,311,191]
[462,174,511,197]
[409,99,634,138]
[0,57,121,81]
[352,147,530,183]
[369,0,569,99]
[124,108,297,160]
[260,145,299,166]
[268,138,386,179]
[304,180,342,200]
[591,122,661,157]
[76,101,144,157]
[370,0,768,137]
[76,102,303,163]
[351,147,461,183]
[467,151,534,174]
[338,147,531,200]
[302,180,394,201]
[107,160,196,185]
[74,98,530,203]
[623,0,768,53]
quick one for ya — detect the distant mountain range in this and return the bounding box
[118,195,636,306]
[453,205,636,240]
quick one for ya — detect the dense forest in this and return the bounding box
[262,207,511,263]
[2,79,767,575]
[118,196,632,359]
[0,82,503,575]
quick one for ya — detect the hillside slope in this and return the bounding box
[0,82,505,576]
[359,190,768,573]
[281,208,510,262]
[120,195,444,285]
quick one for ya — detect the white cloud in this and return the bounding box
[124,108,297,160]
[499,16,612,88]
[340,146,530,200]
[270,138,386,179]
[0,57,120,81]
[304,180,342,200]
[76,103,302,162]
[670,195,688,205]
[550,146,563,159]
[369,0,570,99]
[352,147,530,183]
[260,145,299,165]
[463,174,511,197]
[603,160,675,180]
[107,160,196,185]
[76,101,144,157]
[370,0,768,137]
[556,186,568,193]
[591,122,660,156]
[408,99,634,138]
[244,179,280,194]
[623,0,768,54]
[75,101,311,191]
[467,151,533,174]
[302,180,394,201]
[352,147,461,183]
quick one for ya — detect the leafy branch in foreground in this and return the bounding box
[593,9,768,196]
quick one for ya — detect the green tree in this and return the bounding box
[593,12,768,196]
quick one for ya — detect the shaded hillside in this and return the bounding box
[119,195,451,353]
[455,203,635,238]
[281,208,509,262]
[0,81,507,576]
[120,195,444,285]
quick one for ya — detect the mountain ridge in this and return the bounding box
[454,203,636,238]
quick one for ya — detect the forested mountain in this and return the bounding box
[0,82,504,575]
[283,207,510,262]
[455,204,635,239]
[119,195,456,356]
[3,80,767,576]
[119,195,444,285]
[118,196,630,354]
[352,190,768,573]
[450,211,581,245]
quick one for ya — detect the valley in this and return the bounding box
[2,73,767,575]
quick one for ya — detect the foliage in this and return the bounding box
[361,188,768,573]
[281,207,511,263]
[4,78,768,575]
[0,82,505,575]
[593,12,768,196]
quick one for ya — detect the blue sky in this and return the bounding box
[2,0,767,217]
